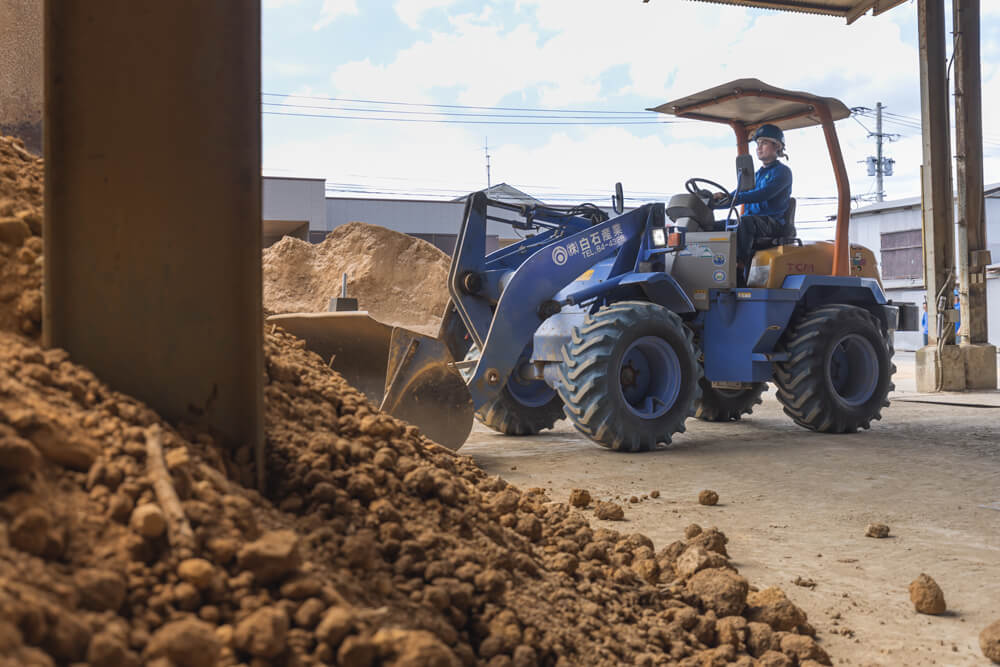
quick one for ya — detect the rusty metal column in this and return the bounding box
[915,0,961,391]
[44,2,264,478]
[953,0,996,389]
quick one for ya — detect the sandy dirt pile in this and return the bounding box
[263,222,451,333]
[0,135,44,340]
[0,324,832,666]
[0,142,832,665]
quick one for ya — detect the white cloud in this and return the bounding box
[394,0,461,29]
[314,0,358,31]
[263,0,301,8]
[264,0,1000,235]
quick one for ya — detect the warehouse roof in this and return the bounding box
[674,0,908,23]
[849,182,1000,217]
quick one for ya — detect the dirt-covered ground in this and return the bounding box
[462,352,1000,666]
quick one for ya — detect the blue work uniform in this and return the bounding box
[733,160,793,223]
[729,160,793,266]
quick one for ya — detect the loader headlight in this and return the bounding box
[650,228,666,248]
[747,260,770,287]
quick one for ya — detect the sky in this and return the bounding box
[261,0,1000,239]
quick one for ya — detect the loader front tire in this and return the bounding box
[463,347,564,436]
[555,301,701,451]
[774,304,895,433]
[694,380,768,421]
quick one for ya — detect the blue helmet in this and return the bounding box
[753,124,785,147]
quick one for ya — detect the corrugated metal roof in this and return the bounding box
[849,182,1000,217]
[676,0,909,24]
[650,78,850,131]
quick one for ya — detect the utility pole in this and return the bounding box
[865,103,897,202]
[875,102,884,201]
[484,137,491,190]
[854,104,897,202]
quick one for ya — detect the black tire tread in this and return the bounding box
[774,304,895,433]
[555,301,701,451]
[464,345,564,436]
[475,388,564,436]
[694,380,768,421]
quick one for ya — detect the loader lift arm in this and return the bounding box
[449,191,655,409]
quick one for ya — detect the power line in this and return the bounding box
[262,101,656,120]
[263,92,669,115]
[264,111,673,125]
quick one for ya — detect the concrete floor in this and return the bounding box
[462,352,1000,666]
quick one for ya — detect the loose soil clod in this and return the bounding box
[593,501,625,521]
[568,489,591,508]
[864,523,890,538]
[698,489,719,506]
[909,573,947,615]
[981,619,1000,663]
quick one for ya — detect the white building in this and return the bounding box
[847,184,1000,349]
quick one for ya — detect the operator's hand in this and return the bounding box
[711,192,728,202]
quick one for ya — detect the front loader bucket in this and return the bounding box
[267,312,474,450]
[380,327,475,450]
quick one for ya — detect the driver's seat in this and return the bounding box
[666,193,716,232]
[751,197,798,249]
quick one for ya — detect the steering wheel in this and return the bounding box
[685,177,732,208]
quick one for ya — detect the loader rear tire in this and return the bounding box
[774,304,895,433]
[463,346,563,436]
[555,301,701,451]
[694,380,767,421]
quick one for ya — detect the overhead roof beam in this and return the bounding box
[660,0,909,23]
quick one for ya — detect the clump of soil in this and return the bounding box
[981,619,1000,663]
[262,222,451,334]
[909,574,947,615]
[0,135,44,340]
[592,501,625,521]
[568,489,590,508]
[685,524,703,539]
[699,489,719,506]
[865,523,890,538]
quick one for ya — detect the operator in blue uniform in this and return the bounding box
[714,124,793,279]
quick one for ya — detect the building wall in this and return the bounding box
[262,177,326,242]
[849,193,1000,350]
[849,206,923,290]
[325,196,516,253]
[986,195,1000,264]
[326,197,464,236]
[0,0,43,154]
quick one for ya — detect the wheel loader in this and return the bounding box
[271,79,919,451]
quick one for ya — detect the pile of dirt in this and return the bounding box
[0,135,44,340]
[0,324,833,666]
[263,222,451,334]
[0,140,833,665]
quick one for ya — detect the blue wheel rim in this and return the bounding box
[465,345,555,408]
[507,365,556,408]
[618,336,681,419]
[827,333,878,407]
